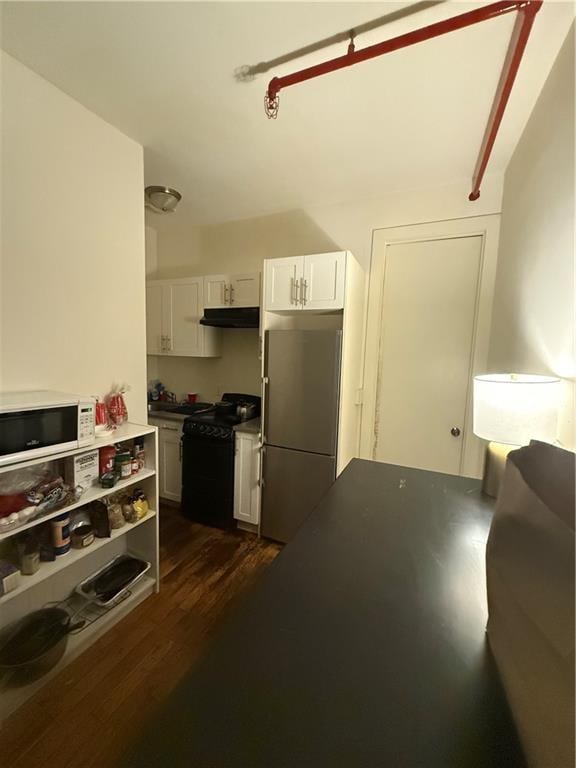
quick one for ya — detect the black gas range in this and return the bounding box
[180,393,261,529]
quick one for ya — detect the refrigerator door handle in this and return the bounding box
[260,445,266,488]
[262,377,269,444]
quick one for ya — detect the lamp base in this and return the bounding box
[482,442,518,498]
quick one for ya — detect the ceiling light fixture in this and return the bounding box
[145,186,182,214]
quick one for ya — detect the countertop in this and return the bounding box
[148,409,261,434]
[233,417,261,435]
[147,409,187,423]
[125,460,525,768]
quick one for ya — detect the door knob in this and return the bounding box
[450,427,461,437]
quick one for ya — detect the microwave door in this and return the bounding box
[0,406,79,465]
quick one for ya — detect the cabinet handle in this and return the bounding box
[229,285,234,304]
[165,336,172,352]
[223,285,229,304]
[160,335,165,352]
[290,277,296,304]
[300,278,307,305]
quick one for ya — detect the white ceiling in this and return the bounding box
[2,1,574,224]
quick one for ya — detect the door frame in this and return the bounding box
[360,215,501,479]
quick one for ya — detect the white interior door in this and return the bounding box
[264,256,302,311]
[303,251,345,310]
[146,282,163,354]
[373,236,482,475]
[170,281,202,356]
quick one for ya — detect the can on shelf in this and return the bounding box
[50,513,71,556]
[99,445,116,476]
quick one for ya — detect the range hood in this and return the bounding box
[200,307,260,329]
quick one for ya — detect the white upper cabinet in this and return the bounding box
[303,251,345,310]
[170,281,202,356]
[264,257,303,311]
[146,282,164,354]
[263,252,346,312]
[230,273,261,307]
[146,278,220,357]
[204,273,260,308]
[204,274,229,308]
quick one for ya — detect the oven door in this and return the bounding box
[180,432,235,529]
[0,405,79,466]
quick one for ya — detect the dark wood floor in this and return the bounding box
[0,506,281,768]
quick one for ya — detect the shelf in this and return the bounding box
[1,575,156,718]
[0,468,156,542]
[0,422,157,475]
[0,510,157,604]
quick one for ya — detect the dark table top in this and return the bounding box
[127,459,525,768]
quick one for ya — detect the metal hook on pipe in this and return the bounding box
[347,31,356,55]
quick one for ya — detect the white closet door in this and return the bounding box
[374,236,482,475]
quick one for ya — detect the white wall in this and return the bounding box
[149,174,504,401]
[152,174,504,277]
[1,53,148,422]
[488,27,575,448]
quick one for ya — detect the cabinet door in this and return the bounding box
[263,257,303,311]
[159,425,182,502]
[302,251,346,310]
[169,280,202,356]
[230,273,261,308]
[146,282,164,354]
[234,433,260,525]
[204,275,230,308]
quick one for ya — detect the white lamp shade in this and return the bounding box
[473,374,560,445]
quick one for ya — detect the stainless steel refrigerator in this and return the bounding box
[261,330,342,543]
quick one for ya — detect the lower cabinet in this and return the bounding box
[234,431,261,526]
[150,418,182,503]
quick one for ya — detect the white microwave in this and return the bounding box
[0,391,96,467]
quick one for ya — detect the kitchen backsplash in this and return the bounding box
[148,329,261,402]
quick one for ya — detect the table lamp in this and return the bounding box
[473,373,561,497]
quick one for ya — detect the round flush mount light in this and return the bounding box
[145,186,182,214]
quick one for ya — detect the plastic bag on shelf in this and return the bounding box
[0,463,55,519]
[0,463,53,496]
[105,386,128,427]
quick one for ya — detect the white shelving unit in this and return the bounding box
[0,422,159,720]
[0,468,156,542]
[0,510,157,605]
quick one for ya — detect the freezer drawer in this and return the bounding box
[264,330,342,455]
[261,445,336,543]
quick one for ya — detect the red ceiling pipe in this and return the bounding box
[265,0,543,201]
[469,1,541,199]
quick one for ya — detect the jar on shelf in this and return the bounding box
[114,452,132,480]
